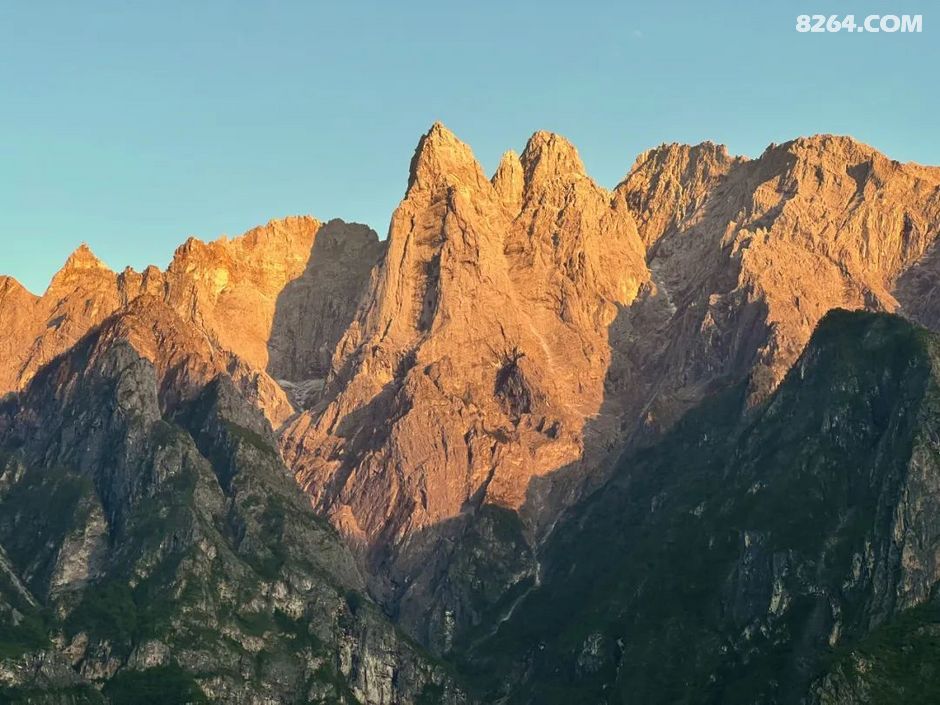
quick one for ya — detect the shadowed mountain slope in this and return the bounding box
[0,299,462,704]
[464,310,940,704]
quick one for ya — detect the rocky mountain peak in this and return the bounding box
[406,121,490,194]
[5,126,940,689]
[492,149,524,211]
[610,130,940,459]
[0,215,381,414]
[282,125,651,651]
[0,286,459,703]
[519,130,587,192]
[774,132,880,161]
[32,293,294,426]
[750,134,888,191]
[46,243,114,295]
[638,139,731,162]
[618,140,743,247]
[242,214,320,244]
[0,275,35,302]
[162,216,322,373]
[167,216,319,284]
[61,243,108,272]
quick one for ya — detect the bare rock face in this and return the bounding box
[277,127,940,653]
[619,141,744,249]
[613,135,940,440]
[2,245,123,394]
[281,123,649,649]
[162,215,321,374]
[267,219,386,387]
[0,217,380,426]
[0,277,40,393]
[0,296,462,704]
[4,125,940,670]
[85,295,295,425]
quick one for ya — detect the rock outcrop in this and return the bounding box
[613,135,940,441]
[161,215,321,374]
[0,216,381,426]
[0,298,462,704]
[1,244,122,395]
[280,123,649,650]
[279,127,940,653]
[267,219,386,391]
[467,310,940,704]
[0,276,40,394]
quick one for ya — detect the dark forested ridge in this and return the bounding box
[465,310,940,704]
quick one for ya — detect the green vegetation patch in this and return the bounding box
[819,601,940,704]
[0,684,105,705]
[102,665,208,705]
[0,608,49,659]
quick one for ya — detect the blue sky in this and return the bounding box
[1,0,936,293]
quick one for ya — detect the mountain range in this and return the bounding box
[2,123,940,704]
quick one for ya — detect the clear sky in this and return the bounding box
[1,0,936,293]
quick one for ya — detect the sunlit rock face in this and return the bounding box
[280,126,940,652]
[4,123,940,697]
[279,123,650,650]
[616,135,940,424]
[0,215,382,426]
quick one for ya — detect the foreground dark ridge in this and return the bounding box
[0,299,461,703]
[466,310,940,704]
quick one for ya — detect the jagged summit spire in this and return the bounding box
[492,149,524,210]
[46,243,112,292]
[62,243,108,272]
[519,130,587,188]
[428,120,450,136]
[406,121,488,194]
